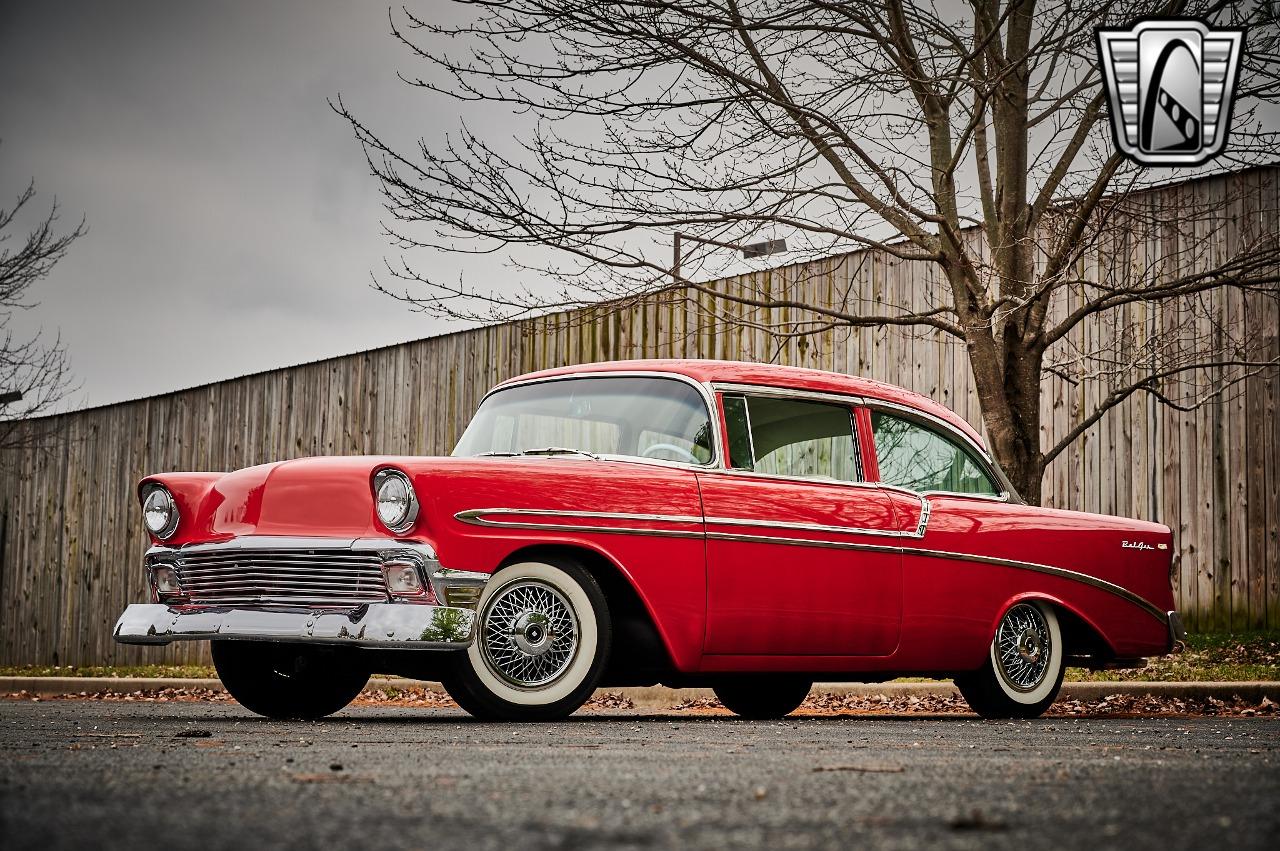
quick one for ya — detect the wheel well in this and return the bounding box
[497,544,676,685]
[1049,603,1115,667]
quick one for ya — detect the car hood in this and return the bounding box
[145,454,702,545]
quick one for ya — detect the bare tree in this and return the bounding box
[335,0,1280,503]
[0,179,84,452]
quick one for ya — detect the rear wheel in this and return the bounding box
[442,558,611,721]
[955,600,1064,719]
[713,677,812,719]
[211,640,369,719]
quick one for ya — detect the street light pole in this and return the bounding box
[673,232,682,282]
[671,232,788,283]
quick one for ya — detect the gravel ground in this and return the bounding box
[1,699,1277,850]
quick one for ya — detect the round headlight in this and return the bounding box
[142,486,178,538]
[374,469,418,532]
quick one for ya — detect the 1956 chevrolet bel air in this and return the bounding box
[114,359,1184,721]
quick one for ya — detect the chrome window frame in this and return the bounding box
[713,384,865,484]
[459,371,723,470]
[865,400,1011,502]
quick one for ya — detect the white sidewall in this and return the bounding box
[466,562,600,706]
[988,601,1063,705]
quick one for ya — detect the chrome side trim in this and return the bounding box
[453,507,1168,625]
[704,528,1168,624]
[458,504,930,541]
[706,530,902,556]
[907,546,1170,623]
[702,514,923,540]
[472,371,724,470]
[454,508,705,539]
[699,466,883,491]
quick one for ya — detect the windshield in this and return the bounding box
[454,376,715,465]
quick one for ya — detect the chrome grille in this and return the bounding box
[171,548,389,608]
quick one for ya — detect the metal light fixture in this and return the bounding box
[672,232,788,281]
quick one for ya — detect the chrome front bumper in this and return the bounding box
[113,602,477,649]
[114,535,488,649]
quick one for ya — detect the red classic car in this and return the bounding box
[115,359,1183,720]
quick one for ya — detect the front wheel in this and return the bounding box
[211,640,370,719]
[442,558,611,721]
[713,677,812,719]
[955,600,1064,719]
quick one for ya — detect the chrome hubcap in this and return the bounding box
[995,603,1052,692]
[480,580,579,688]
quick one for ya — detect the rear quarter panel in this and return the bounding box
[883,490,1174,668]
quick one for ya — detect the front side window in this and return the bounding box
[722,394,859,482]
[871,410,998,495]
[454,376,714,464]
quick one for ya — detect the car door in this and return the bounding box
[698,389,907,657]
[864,405,1018,669]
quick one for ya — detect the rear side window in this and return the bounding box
[722,394,860,482]
[871,410,997,495]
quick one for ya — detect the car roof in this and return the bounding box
[501,359,986,448]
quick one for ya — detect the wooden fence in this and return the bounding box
[1,166,1277,666]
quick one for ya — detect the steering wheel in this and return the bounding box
[640,442,699,463]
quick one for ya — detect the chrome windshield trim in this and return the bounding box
[465,371,723,469]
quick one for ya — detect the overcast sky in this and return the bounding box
[4,3,1274,411]
[1,1,499,409]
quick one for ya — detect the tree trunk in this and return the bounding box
[965,329,1045,505]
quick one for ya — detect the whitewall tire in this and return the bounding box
[955,600,1065,719]
[442,559,611,721]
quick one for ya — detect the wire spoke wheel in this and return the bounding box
[480,579,580,689]
[993,603,1052,692]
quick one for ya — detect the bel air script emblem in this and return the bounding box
[1096,19,1245,165]
[1122,540,1168,551]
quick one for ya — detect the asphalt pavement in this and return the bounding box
[1,699,1276,851]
